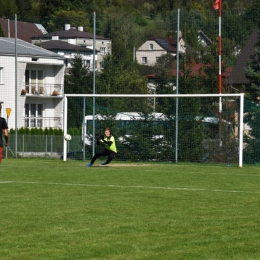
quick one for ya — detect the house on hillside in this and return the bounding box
[136,36,186,66]
[0,18,47,43]
[40,39,98,73]
[0,37,65,130]
[31,24,111,71]
[136,30,211,67]
[197,30,212,47]
[227,29,260,91]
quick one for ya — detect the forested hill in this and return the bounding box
[0,0,259,21]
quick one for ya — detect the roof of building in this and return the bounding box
[197,30,212,47]
[31,28,109,40]
[41,40,95,53]
[171,63,232,78]
[147,62,232,79]
[0,18,45,43]
[227,29,260,85]
[0,37,63,58]
[149,37,179,53]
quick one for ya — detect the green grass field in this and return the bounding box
[1,158,260,260]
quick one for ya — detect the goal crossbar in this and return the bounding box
[64,94,243,98]
[63,93,244,167]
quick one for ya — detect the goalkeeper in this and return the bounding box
[86,127,117,167]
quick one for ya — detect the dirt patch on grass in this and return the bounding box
[102,164,151,167]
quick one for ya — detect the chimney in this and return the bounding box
[78,26,83,31]
[65,24,70,30]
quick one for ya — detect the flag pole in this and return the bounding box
[214,0,223,162]
[218,0,222,98]
[218,0,223,163]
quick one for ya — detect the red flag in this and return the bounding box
[214,0,220,10]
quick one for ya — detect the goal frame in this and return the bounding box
[63,93,244,167]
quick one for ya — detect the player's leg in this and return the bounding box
[86,150,106,167]
[101,151,116,165]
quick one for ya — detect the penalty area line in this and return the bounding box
[0,180,260,194]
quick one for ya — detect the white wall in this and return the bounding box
[136,40,167,66]
[136,39,185,66]
[0,55,65,130]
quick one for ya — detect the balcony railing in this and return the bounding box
[24,117,62,129]
[21,83,63,96]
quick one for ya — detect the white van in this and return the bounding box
[82,112,168,145]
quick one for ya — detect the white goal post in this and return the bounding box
[63,93,244,167]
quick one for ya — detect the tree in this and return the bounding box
[46,9,91,32]
[36,0,64,18]
[96,54,148,113]
[239,32,260,163]
[243,0,260,30]
[244,32,260,102]
[232,0,248,15]
[15,0,34,20]
[64,54,92,127]
[155,0,174,14]
[65,54,92,94]
[0,0,18,18]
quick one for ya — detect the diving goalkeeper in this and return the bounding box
[86,127,117,167]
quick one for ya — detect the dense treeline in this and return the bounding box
[1,0,259,63]
[0,0,259,20]
[1,0,259,57]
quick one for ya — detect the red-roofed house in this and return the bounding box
[146,62,232,79]
[171,63,232,78]
[0,18,46,43]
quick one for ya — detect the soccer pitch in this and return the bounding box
[1,159,260,260]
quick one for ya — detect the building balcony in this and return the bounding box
[21,84,63,97]
[23,116,62,129]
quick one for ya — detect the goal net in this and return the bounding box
[63,94,244,167]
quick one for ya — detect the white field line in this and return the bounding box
[0,180,260,194]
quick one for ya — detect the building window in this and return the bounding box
[25,103,43,128]
[100,47,106,55]
[83,60,91,68]
[149,44,153,50]
[142,57,147,64]
[25,70,44,94]
[99,62,104,69]
[0,67,3,83]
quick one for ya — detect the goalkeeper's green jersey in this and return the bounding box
[100,135,117,153]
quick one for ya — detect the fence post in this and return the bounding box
[51,135,53,158]
[45,135,48,157]
[22,134,24,156]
